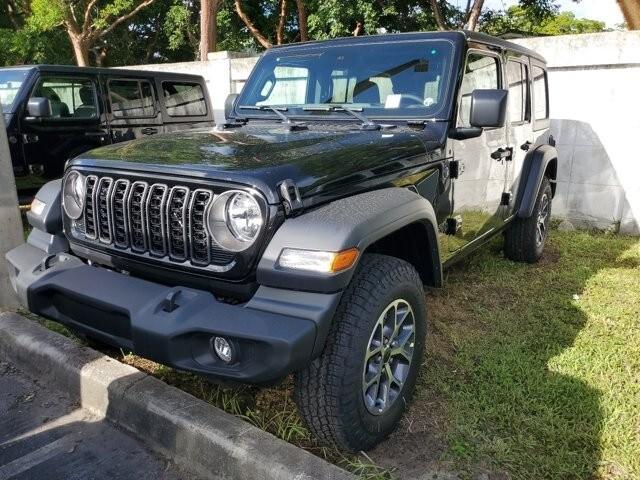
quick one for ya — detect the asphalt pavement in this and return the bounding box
[0,360,193,480]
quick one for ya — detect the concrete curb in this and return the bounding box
[0,312,353,480]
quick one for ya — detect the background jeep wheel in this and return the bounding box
[294,254,427,452]
[504,177,553,263]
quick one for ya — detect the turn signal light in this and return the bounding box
[278,247,359,273]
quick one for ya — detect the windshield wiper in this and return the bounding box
[237,105,308,131]
[302,105,387,131]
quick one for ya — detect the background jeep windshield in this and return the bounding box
[0,69,30,112]
[238,40,454,119]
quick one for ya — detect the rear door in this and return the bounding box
[504,55,533,216]
[105,76,162,142]
[157,78,213,133]
[20,72,109,179]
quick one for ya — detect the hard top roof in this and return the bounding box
[269,30,546,64]
[0,64,206,80]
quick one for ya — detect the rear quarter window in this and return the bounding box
[109,79,156,118]
[162,81,207,116]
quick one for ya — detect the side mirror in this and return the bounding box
[469,89,508,128]
[26,97,52,119]
[224,93,239,120]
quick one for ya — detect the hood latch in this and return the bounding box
[278,179,303,216]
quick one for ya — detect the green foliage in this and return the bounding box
[0,0,614,67]
[483,5,606,36]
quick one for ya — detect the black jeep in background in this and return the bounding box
[6,31,557,452]
[0,65,213,193]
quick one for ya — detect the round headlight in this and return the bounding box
[62,171,86,220]
[226,192,263,242]
[206,190,264,252]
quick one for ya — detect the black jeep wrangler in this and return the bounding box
[6,31,557,452]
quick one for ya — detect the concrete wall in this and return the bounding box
[123,30,640,235]
[0,102,24,307]
[514,31,640,234]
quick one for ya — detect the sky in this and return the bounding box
[475,0,625,27]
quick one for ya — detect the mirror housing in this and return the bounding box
[469,89,508,128]
[26,97,52,118]
[224,93,239,120]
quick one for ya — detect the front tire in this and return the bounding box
[504,177,553,263]
[294,254,427,452]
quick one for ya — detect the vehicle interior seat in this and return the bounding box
[75,86,96,118]
[37,86,70,118]
[352,80,380,104]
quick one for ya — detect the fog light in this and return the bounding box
[212,336,234,364]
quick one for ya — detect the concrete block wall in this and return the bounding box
[123,31,640,235]
[514,32,640,234]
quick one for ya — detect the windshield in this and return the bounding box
[0,69,31,112]
[237,39,455,120]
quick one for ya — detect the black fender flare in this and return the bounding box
[257,187,442,293]
[516,144,558,218]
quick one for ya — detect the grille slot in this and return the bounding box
[79,174,235,269]
[146,184,168,257]
[128,181,148,252]
[189,190,213,265]
[167,186,190,261]
[111,179,131,248]
[96,177,114,244]
[84,175,98,240]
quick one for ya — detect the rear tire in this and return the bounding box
[504,177,552,263]
[294,254,427,452]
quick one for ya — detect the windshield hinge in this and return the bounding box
[278,179,303,216]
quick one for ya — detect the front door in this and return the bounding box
[20,73,109,180]
[440,50,510,263]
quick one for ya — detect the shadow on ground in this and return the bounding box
[369,231,639,479]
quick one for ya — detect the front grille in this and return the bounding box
[79,175,235,268]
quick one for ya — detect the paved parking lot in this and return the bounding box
[0,360,193,480]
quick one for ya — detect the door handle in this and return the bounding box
[22,133,39,144]
[491,147,512,161]
[141,127,159,135]
[520,141,532,151]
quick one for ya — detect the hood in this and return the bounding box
[75,123,447,204]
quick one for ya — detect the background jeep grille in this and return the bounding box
[79,174,234,268]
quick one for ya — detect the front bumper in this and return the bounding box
[6,242,341,383]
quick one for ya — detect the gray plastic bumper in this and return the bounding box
[5,243,342,383]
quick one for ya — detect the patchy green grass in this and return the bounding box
[31,230,640,479]
[396,230,640,479]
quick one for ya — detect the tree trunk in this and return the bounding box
[200,0,212,60]
[465,0,484,31]
[234,0,272,48]
[276,0,287,45]
[69,33,90,67]
[295,0,308,41]
[353,21,363,36]
[429,0,446,31]
[211,0,220,52]
[617,0,640,29]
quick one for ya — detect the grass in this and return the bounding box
[30,229,640,479]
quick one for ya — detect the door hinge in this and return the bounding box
[501,192,513,206]
[449,160,462,179]
[278,179,303,216]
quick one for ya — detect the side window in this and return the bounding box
[162,81,207,116]
[31,76,98,120]
[506,60,529,123]
[532,65,549,121]
[108,79,155,118]
[458,53,500,127]
[256,66,309,106]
